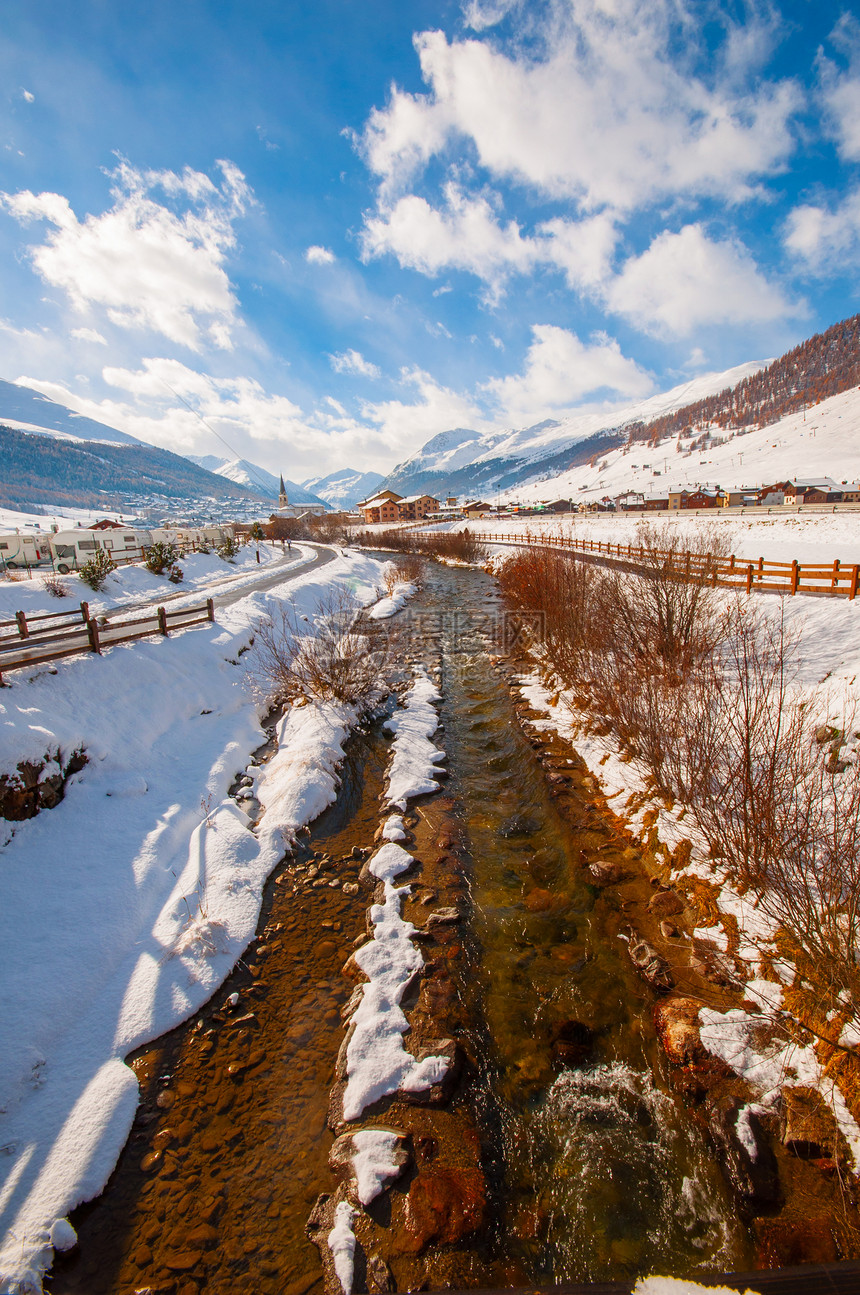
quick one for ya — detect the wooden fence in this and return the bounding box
[471,530,860,599]
[0,599,215,683]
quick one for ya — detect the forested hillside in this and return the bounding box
[637,315,860,447]
[0,425,266,511]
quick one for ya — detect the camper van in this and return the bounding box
[0,532,53,570]
[49,528,151,573]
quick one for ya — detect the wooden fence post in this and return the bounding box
[87,618,101,654]
[850,566,859,601]
[158,607,168,636]
[80,601,89,623]
[207,597,215,621]
[15,610,28,639]
[729,554,735,571]
[746,563,753,594]
[831,559,840,591]
[790,560,799,595]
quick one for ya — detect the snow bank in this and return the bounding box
[383,667,445,809]
[343,842,449,1120]
[0,549,390,1293]
[366,578,415,620]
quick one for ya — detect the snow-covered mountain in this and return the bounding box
[186,455,327,506]
[381,362,765,501]
[300,468,384,510]
[513,384,860,507]
[0,379,141,446]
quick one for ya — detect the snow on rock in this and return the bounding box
[327,1200,356,1295]
[633,1277,761,1295]
[351,1129,407,1206]
[366,578,415,621]
[342,842,450,1121]
[48,1220,76,1253]
[0,549,390,1294]
[381,813,407,842]
[698,1006,860,1173]
[383,667,445,809]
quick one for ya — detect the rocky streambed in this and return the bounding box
[47,561,860,1294]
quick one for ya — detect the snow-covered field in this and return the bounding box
[459,508,860,568]
[0,546,398,1294]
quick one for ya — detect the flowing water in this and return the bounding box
[420,560,749,1282]
[49,558,749,1292]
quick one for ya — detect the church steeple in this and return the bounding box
[278,474,288,509]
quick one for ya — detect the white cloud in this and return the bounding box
[817,14,860,162]
[606,224,800,336]
[783,187,860,273]
[360,3,799,210]
[1,159,249,351]
[360,366,487,448]
[481,324,654,423]
[539,213,618,291]
[70,327,108,345]
[329,348,382,378]
[462,0,519,32]
[305,245,336,265]
[360,185,541,298]
[21,89,34,104]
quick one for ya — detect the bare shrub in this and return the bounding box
[43,575,69,599]
[392,553,422,585]
[251,587,400,710]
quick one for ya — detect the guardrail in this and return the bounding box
[0,598,215,684]
[471,530,860,599]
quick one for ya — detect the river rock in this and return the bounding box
[648,889,684,918]
[780,1086,837,1158]
[549,1019,594,1066]
[690,937,734,987]
[367,1254,395,1293]
[524,887,554,913]
[588,861,623,886]
[628,937,674,990]
[707,1096,780,1210]
[400,1166,486,1253]
[653,997,706,1064]
[425,907,460,930]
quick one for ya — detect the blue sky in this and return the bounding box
[0,0,857,479]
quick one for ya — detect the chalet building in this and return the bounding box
[668,490,688,510]
[360,493,402,524]
[684,488,719,508]
[616,491,645,511]
[841,483,860,502]
[782,478,841,505]
[462,500,491,519]
[546,499,575,513]
[396,494,440,522]
[643,495,669,511]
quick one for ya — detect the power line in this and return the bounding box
[160,380,276,496]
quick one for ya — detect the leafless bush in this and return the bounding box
[43,575,69,599]
[499,541,860,1028]
[250,587,400,710]
[382,553,422,594]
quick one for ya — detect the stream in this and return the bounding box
[49,559,749,1294]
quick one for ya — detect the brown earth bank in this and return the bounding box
[45,560,860,1294]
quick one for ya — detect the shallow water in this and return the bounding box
[422,560,749,1282]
